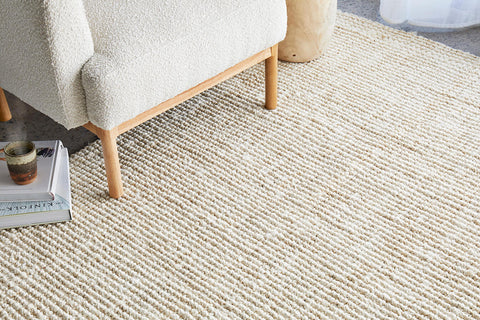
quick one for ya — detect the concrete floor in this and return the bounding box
[1,0,479,154]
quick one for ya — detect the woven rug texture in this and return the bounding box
[1,12,480,319]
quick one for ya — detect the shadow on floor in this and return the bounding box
[0,91,97,155]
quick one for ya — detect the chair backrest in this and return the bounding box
[0,0,95,129]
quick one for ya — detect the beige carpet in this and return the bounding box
[2,11,480,319]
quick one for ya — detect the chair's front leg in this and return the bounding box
[0,88,12,121]
[265,44,279,110]
[97,127,124,199]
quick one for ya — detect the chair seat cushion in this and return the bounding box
[81,0,287,130]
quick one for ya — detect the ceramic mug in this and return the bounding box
[0,141,37,185]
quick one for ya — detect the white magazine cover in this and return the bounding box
[0,140,63,201]
[0,147,71,229]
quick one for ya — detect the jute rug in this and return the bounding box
[1,12,480,319]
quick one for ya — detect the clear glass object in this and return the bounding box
[380,0,480,31]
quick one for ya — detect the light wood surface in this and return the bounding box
[96,126,124,199]
[279,0,337,62]
[84,45,279,198]
[83,122,98,136]
[265,44,278,110]
[0,87,12,122]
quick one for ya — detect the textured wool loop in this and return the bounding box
[1,12,480,319]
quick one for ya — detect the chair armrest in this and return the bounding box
[0,0,94,129]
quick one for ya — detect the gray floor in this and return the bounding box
[1,0,479,154]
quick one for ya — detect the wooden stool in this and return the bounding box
[279,0,337,63]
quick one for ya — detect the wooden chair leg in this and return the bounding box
[0,88,12,121]
[96,128,124,199]
[265,44,279,110]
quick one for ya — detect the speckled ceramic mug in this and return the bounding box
[0,141,37,185]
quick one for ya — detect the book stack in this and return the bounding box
[0,140,72,230]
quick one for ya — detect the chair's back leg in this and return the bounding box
[96,127,124,199]
[265,44,279,110]
[0,88,12,121]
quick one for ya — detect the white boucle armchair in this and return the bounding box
[0,0,287,198]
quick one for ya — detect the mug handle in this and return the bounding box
[0,148,5,161]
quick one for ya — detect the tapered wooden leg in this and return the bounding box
[0,88,12,121]
[265,44,278,110]
[97,128,124,199]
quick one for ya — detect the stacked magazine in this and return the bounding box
[0,140,72,230]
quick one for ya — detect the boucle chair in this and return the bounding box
[0,1,287,198]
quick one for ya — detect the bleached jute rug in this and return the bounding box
[2,12,480,319]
